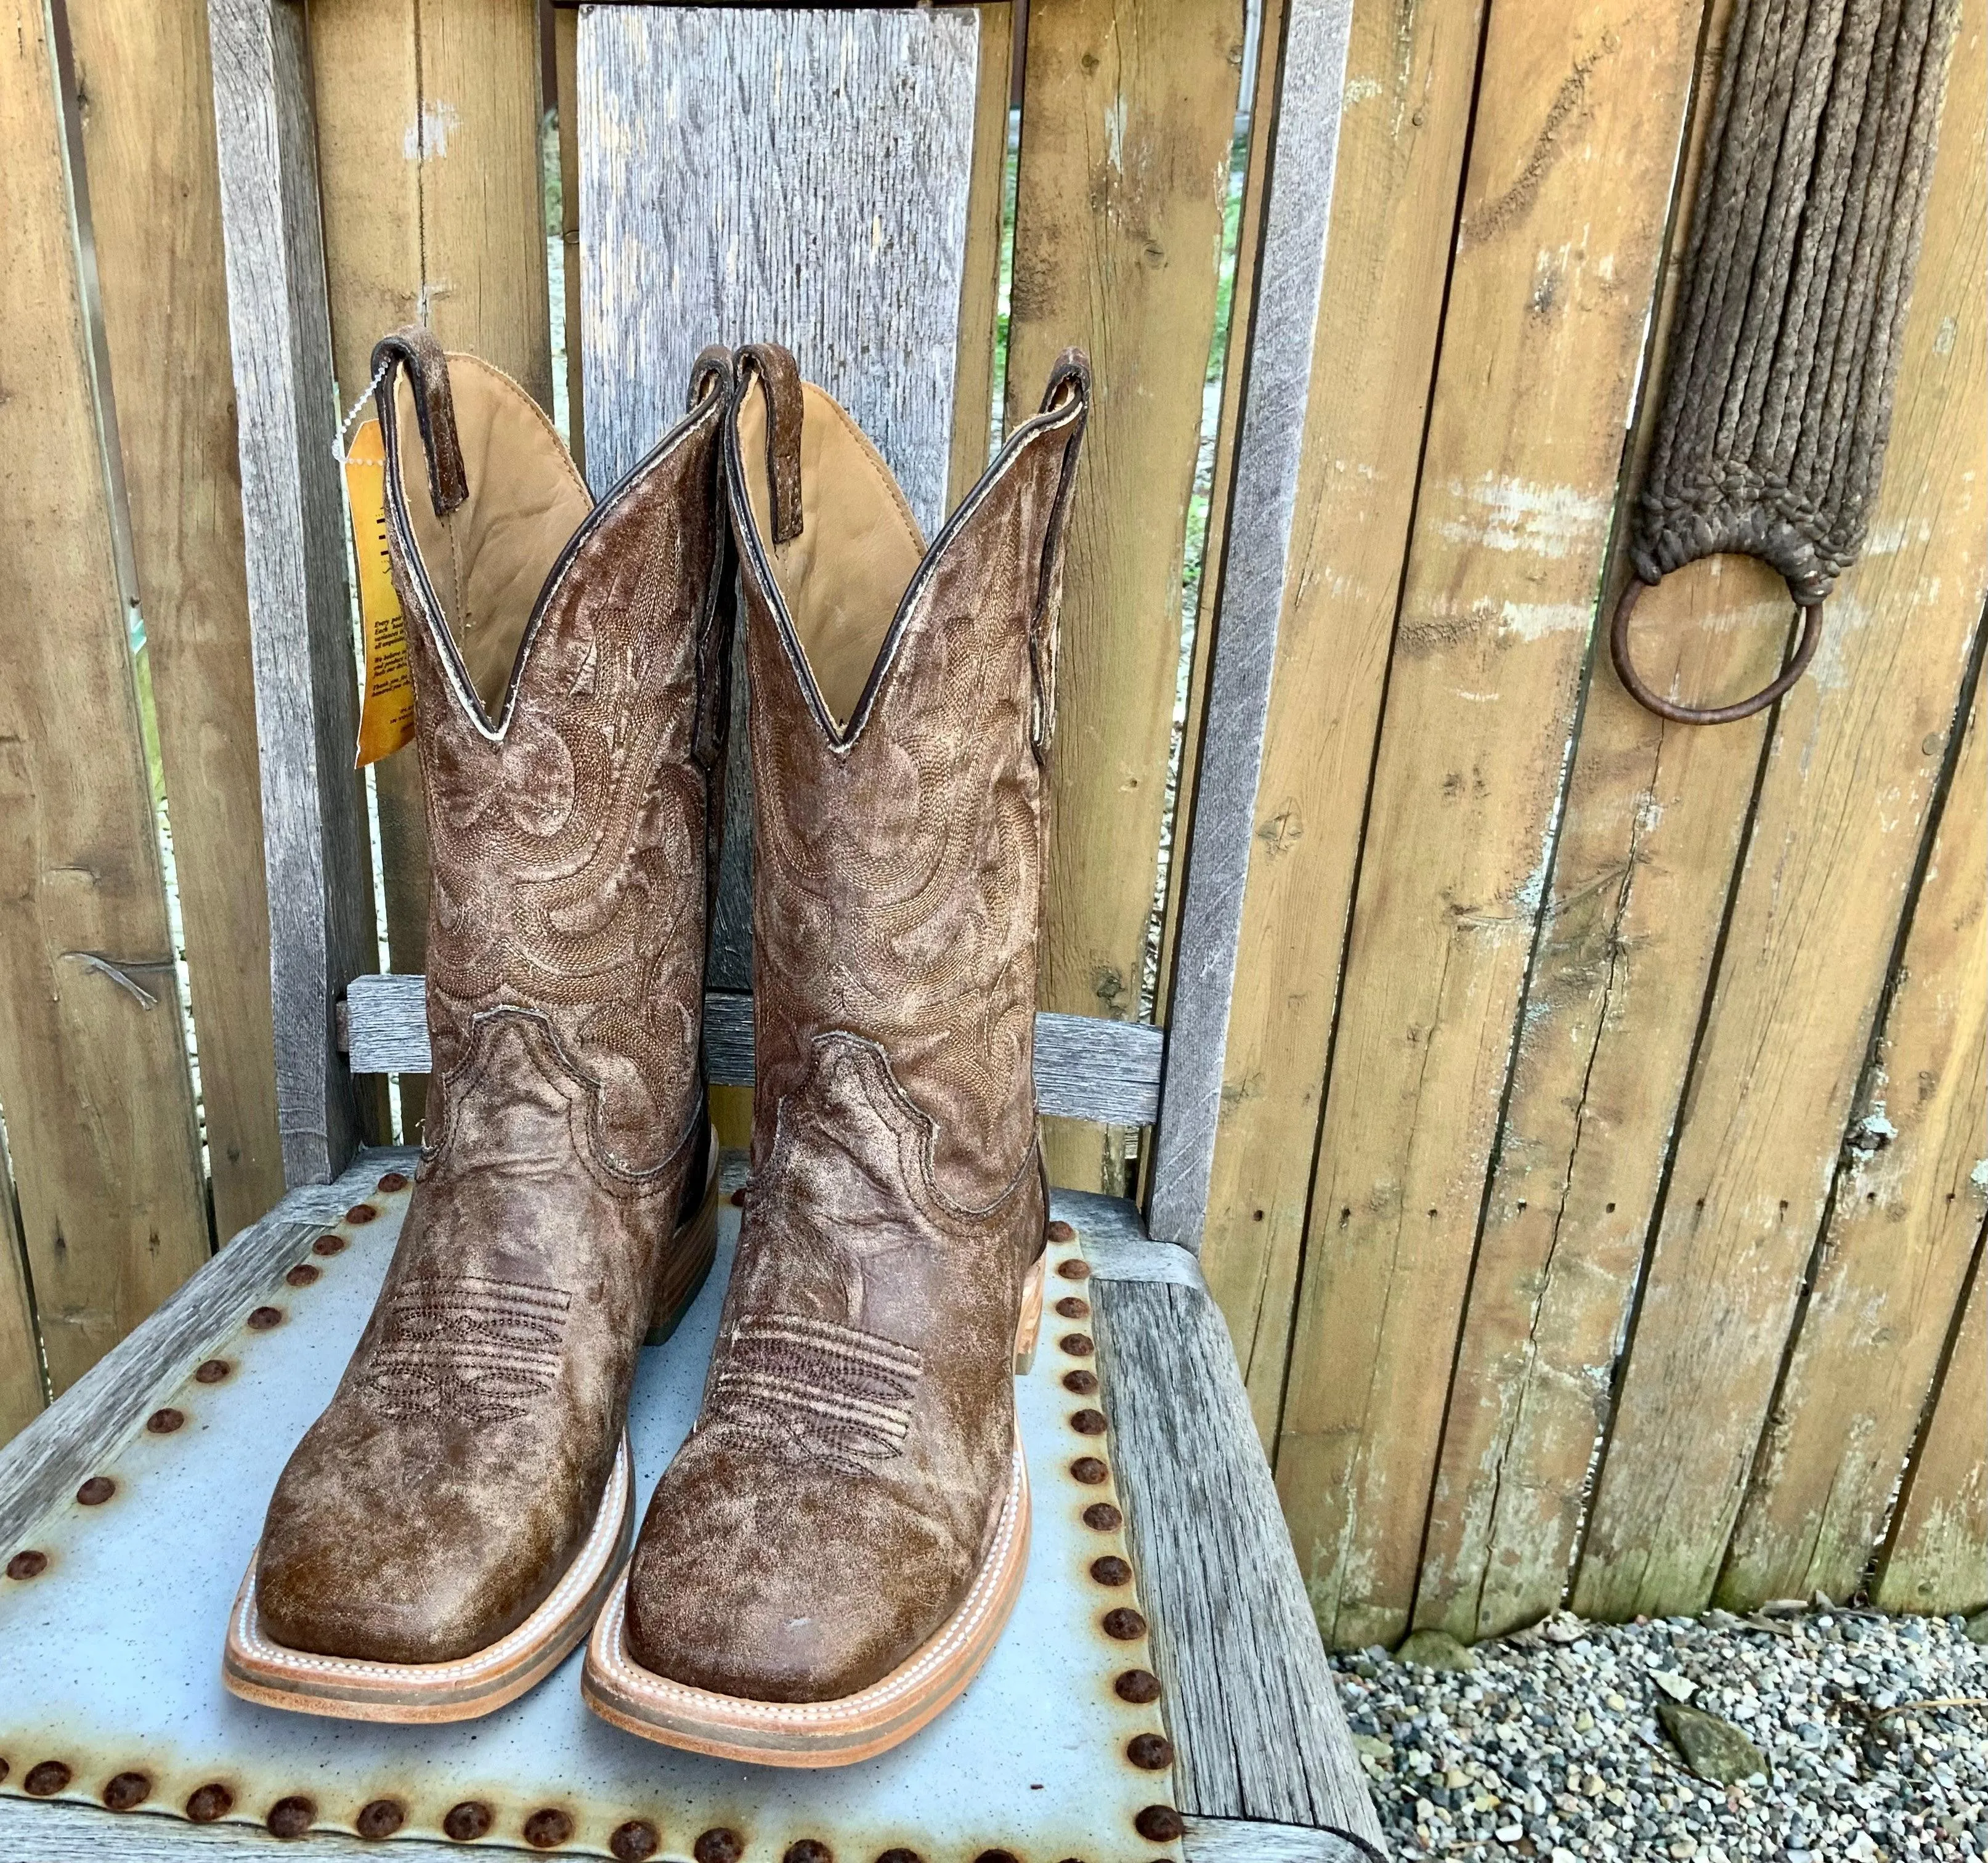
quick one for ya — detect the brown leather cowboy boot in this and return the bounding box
[583,342,1088,1764]
[223,329,733,1722]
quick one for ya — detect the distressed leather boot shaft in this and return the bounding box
[247,330,731,1678]
[617,343,1088,1729]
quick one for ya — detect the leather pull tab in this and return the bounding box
[1040,346,1091,416]
[739,342,805,545]
[687,344,733,412]
[369,326,468,518]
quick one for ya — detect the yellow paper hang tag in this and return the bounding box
[344,418,417,766]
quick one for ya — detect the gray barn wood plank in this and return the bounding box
[1147,0,1355,1248]
[577,5,980,988]
[1095,1273,1387,1845]
[343,975,1166,1124]
[207,0,376,1185]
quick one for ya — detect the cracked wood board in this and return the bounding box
[1271,0,1706,1651]
[0,1183,1180,1862]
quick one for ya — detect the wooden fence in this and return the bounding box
[0,0,1980,1649]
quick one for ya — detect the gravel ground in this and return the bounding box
[1332,1606,1987,1861]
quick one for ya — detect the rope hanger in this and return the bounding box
[1613,0,1960,725]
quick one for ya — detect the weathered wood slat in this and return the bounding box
[1409,0,1784,1643]
[1006,0,1248,1195]
[0,1126,41,1441]
[208,0,378,1183]
[1720,678,1986,1606]
[68,0,286,1243]
[1095,1273,1386,1846]
[309,0,553,1143]
[947,2,1012,509]
[1146,0,1353,1248]
[1273,0,1705,1651]
[1178,0,1488,1435]
[1872,1230,1988,1616]
[343,975,1165,1125]
[1572,16,1988,1619]
[553,3,585,473]
[0,0,211,1398]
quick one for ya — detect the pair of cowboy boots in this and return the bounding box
[220,329,1088,1768]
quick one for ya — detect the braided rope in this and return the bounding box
[1614,0,1959,723]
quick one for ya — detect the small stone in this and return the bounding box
[1653,1670,1696,1702]
[1655,1701,1769,1786]
[1395,1628,1476,1671]
[1966,1609,1988,1645]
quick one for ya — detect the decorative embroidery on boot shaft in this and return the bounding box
[362,1276,570,1424]
[705,1313,922,1474]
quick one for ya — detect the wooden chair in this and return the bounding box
[0,4,1383,1859]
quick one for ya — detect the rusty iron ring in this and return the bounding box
[1610,573,1824,726]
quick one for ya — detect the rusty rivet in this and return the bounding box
[357,1798,405,1840]
[1056,1256,1090,1280]
[1060,1332,1094,1358]
[1128,1732,1174,1771]
[375,1172,409,1193]
[1135,1804,1183,1843]
[1103,1606,1148,1641]
[785,1842,833,1863]
[146,1407,185,1434]
[267,1795,315,1838]
[973,1852,1022,1863]
[1047,1220,1076,1243]
[1071,1408,1108,1436]
[1091,1555,1132,1586]
[345,1203,378,1224]
[876,1851,925,1863]
[524,1807,574,1848]
[1116,1668,1162,1704]
[195,1358,231,1382]
[312,1233,346,1256]
[0,1761,8,1785]
[103,1771,152,1812]
[24,1761,71,1796]
[694,1830,744,1863]
[611,1820,661,1862]
[1063,1368,1098,1394]
[246,1306,283,1331]
[186,1783,235,1822]
[76,1475,116,1506]
[1071,1456,1110,1485]
[1056,1296,1091,1320]
[285,1263,321,1288]
[445,1802,494,1842]
[7,1549,47,1580]
[1082,1501,1123,1532]
[729,1187,747,1207]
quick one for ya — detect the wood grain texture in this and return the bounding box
[1007,0,1248,1196]
[577,4,976,527]
[1872,1229,1988,1616]
[309,0,551,1142]
[1272,0,1706,1651]
[0,1120,44,1442]
[1721,679,1986,1607]
[1182,0,1487,1429]
[1096,1273,1387,1845]
[66,0,286,1245]
[948,3,1013,508]
[554,1,583,474]
[208,0,378,1183]
[1573,14,1988,1618]
[344,975,1166,1123]
[1408,0,1787,1642]
[0,0,209,1396]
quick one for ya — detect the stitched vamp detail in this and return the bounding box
[362,1276,570,1424]
[705,1313,922,1473]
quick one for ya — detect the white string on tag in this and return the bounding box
[333,358,392,466]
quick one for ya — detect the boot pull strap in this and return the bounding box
[370,327,469,518]
[737,342,805,546]
[687,343,733,412]
[1040,346,1091,417]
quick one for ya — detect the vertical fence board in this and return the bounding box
[948,3,1012,509]
[1190,0,1488,1442]
[1721,678,1987,1607]
[1006,0,1246,1195]
[1273,0,1706,1650]
[310,0,550,1142]
[1573,13,1988,1618]
[0,1126,44,1440]
[67,0,285,1245]
[554,1,583,471]
[1873,1232,1988,1617]
[0,0,209,1390]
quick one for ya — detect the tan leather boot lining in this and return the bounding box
[737,382,926,731]
[396,355,592,718]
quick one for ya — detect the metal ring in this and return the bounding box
[1610,573,1824,725]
